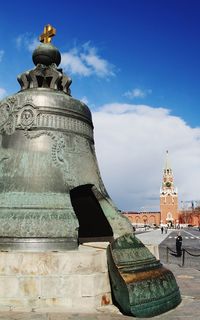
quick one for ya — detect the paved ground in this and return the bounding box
[158,229,200,269]
[159,228,200,251]
[136,228,172,245]
[136,227,200,269]
[0,229,199,319]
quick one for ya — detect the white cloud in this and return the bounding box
[15,33,39,52]
[0,50,4,62]
[0,88,7,99]
[61,43,115,78]
[80,96,89,105]
[93,103,200,211]
[27,38,39,52]
[124,88,152,99]
[61,49,91,76]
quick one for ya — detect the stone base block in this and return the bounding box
[0,244,112,312]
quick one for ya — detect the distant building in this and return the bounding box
[179,205,200,226]
[160,150,179,226]
[123,151,200,227]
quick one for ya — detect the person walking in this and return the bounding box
[176,232,182,257]
[161,226,164,234]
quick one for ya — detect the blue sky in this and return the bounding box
[0,0,200,211]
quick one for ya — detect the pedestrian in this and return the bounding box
[165,226,168,234]
[176,232,182,257]
[161,226,164,234]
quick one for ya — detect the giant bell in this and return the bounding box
[0,39,132,250]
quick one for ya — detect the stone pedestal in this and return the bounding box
[0,244,112,312]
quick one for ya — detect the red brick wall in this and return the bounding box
[123,212,161,226]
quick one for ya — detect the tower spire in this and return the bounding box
[162,150,174,188]
[165,150,171,170]
[164,150,172,176]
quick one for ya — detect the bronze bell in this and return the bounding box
[0,29,132,251]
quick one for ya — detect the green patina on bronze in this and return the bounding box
[107,233,181,317]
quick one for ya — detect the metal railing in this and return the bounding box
[182,248,200,266]
[166,247,200,267]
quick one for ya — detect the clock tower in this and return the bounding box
[160,151,179,226]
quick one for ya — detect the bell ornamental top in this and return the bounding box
[39,24,56,43]
[17,24,72,94]
[32,24,61,66]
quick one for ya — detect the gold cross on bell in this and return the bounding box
[39,24,56,43]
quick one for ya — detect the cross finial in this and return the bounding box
[39,24,56,44]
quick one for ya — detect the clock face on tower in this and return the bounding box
[165,182,171,188]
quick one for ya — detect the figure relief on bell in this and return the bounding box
[20,106,36,129]
[4,115,16,135]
